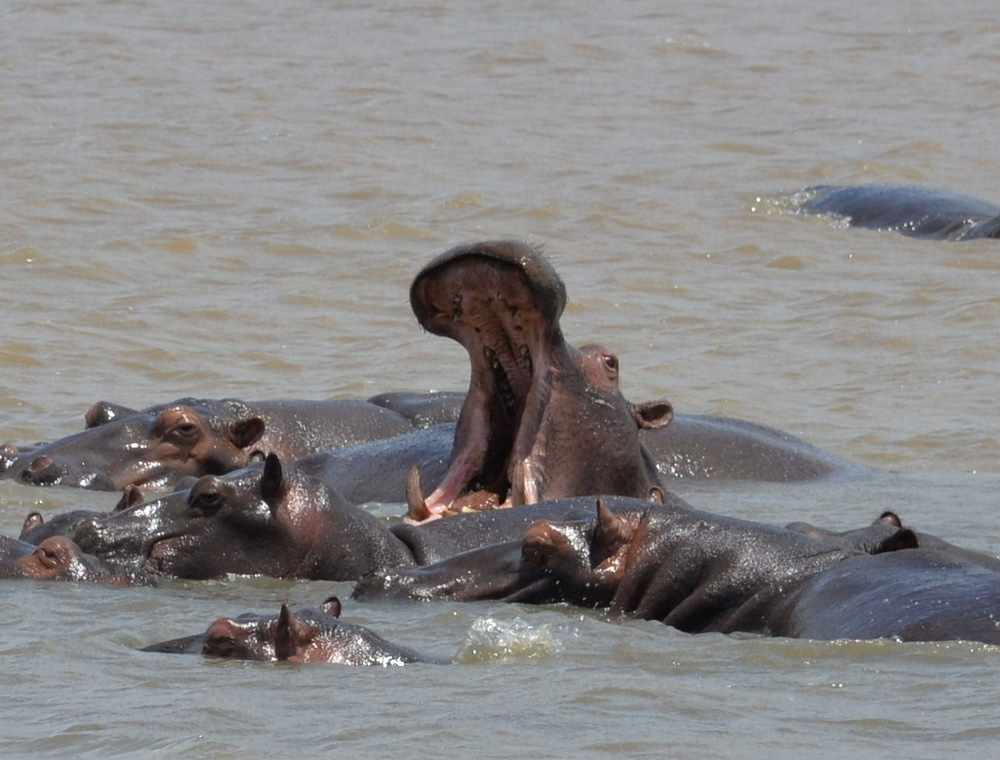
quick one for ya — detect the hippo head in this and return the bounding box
[785,511,920,555]
[135,454,331,579]
[71,453,392,581]
[197,597,426,665]
[516,498,643,607]
[202,598,344,662]
[12,536,134,584]
[406,241,673,521]
[2,398,267,491]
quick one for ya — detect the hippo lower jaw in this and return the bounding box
[404,334,554,522]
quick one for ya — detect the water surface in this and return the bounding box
[3,1,1000,757]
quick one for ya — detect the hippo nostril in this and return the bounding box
[20,455,61,485]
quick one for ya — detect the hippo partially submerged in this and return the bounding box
[0,534,145,585]
[0,397,413,492]
[791,184,1000,240]
[785,511,1000,573]
[142,597,434,665]
[405,241,673,520]
[359,499,1000,645]
[65,453,413,581]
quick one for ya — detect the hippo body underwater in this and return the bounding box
[793,184,1000,240]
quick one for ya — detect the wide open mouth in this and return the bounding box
[407,242,567,521]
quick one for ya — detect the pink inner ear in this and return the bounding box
[633,401,674,430]
[230,417,266,449]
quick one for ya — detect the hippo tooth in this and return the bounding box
[509,458,538,506]
[405,466,434,522]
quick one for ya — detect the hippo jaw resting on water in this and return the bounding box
[68,453,413,581]
[405,241,673,521]
[365,498,1000,645]
[0,535,145,585]
[1,397,413,492]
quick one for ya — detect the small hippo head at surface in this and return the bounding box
[0,535,146,585]
[405,241,673,521]
[143,597,434,665]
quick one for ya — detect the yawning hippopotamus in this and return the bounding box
[1,397,413,492]
[791,184,1000,240]
[142,596,435,665]
[405,241,673,521]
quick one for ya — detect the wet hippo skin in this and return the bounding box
[793,184,1000,240]
[359,499,1000,645]
[1,397,414,492]
[142,597,436,665]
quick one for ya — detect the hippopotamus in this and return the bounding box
[1,397,414,492]
[0,534,146,584]
[142,597,435,665]
[359,499,1000,645]
[793,184,1000,240]
[785,511,1000,573]
[405,240,675,520]
[65,453,414,580]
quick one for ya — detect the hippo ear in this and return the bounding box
[591,498,634,565]
[275,603,312,661]
[84,401,138,428]
[229,416,266,450]
[21,512,44,537]
[630,401,673,430]
[877,511,903,528]
[321,596,343,618]
[114,484,145,513]
[260,453,287,514]
[873,528,920,554]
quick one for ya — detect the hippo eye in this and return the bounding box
[602,354,618,378]
[189,488,223,513]
[204,636,240,658]
[173,423,200,439]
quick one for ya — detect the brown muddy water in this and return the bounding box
[2,1,1000,757]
